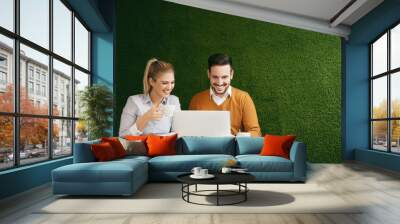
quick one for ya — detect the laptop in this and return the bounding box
[172,110,232,137]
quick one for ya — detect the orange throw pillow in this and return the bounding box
[91,142,117,161]
[124,135,148,142]
[101,137,127,158]
[146,134,177,157]
[260,134,296,159]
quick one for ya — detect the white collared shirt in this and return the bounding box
[210,86,232,106]
[119,94,181,136]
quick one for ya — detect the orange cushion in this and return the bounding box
[91,142,118,161]
[124,135,148,141]
[260,134,296,159]
[146,134,177,157]
[101,137,127,158]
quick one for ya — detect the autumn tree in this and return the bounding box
[373,99,400,143]
[0,84,60,151]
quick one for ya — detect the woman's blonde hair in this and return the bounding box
[143,58,174,95]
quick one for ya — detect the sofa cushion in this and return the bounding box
[177,136,236,155]
[235,137,263,155]
[236,155,293,172]
[91,142,118,161]
[147,134,177,157]
[260,134,296,159]
[119,138,147,156]
[101,137,127,158]
[148,154,235,172]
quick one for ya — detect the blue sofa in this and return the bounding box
[52,136,307,195]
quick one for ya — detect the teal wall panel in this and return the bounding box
[0,158,72,199]
[115,0,342,162]
[345,0,400,171]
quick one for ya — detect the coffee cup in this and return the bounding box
[221,167,232,174]
[236,132,251,137]
[199,169,208,176]
[191,167,202,176]
[160,105,175,117]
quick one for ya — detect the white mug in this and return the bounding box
[200,169,208,176]
[191,167,202,176]
[236,132,251,137]
[161,105,175,117]
[221,167,232,174]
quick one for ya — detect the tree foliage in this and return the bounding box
[373,99,400,141]
[0,85,59,150]
[79,84,113,140]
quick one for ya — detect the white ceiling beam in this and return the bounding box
[163,0,351,38]
[330,0,368,28]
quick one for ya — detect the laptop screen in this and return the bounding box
[172,110,232,137]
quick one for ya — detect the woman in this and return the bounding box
[119,58,180,136]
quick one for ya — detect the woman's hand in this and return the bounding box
[136,104,163,131]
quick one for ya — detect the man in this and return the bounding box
[189,53,261,137]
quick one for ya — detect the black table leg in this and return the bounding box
[245,183,247,201]
[217,184,219,206]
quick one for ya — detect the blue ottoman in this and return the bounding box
[52,157,148,196]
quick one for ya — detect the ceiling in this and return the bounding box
[164,0,384,38]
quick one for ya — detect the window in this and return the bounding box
[0,54,8,86]
[28,67,34,80]
[75,18,89,70]
[28,81,34,94]
[0,55,7,67]
[0,34,13,113]
[0,0,91,170]
[0,71,6,85]
[371,23,400,154]
[36,83,40,95]
[20,0,49,49]
[35,70,40,81]
[0,0,14,32]
[42,85,46,97]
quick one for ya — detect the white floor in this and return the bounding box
[1,162,400,224]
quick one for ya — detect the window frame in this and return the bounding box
[0,0,92,171]
[370,21,400,154]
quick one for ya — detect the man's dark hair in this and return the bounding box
[208,53,233,70]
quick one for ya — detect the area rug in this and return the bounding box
[37,183,362,214]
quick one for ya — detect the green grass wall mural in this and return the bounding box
[115,0,342,162]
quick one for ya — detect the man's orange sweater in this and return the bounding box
[189,87,261,137]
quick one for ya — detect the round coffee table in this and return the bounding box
[177,172,255,206]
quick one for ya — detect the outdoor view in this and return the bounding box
[371,23,400,153]
[0,0,90,170]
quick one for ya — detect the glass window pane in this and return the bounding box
[75,120,88,143]
[53,119,72,158]
[0,34,14,112]
[392,72,400,118]
[53,59,72,117]
[0,0,14,31]
[53,0,72,60]
[74,17,89,70]
[372,77,387,119]
[0,116,14,170]
[391,24,400,70]
[20,117,49,165]
[20,0,49,49]
[74,69,89,118]
[372,121,388,151]
[391,120,400,153]
[372,33,387,76]
[20,44,49,115]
